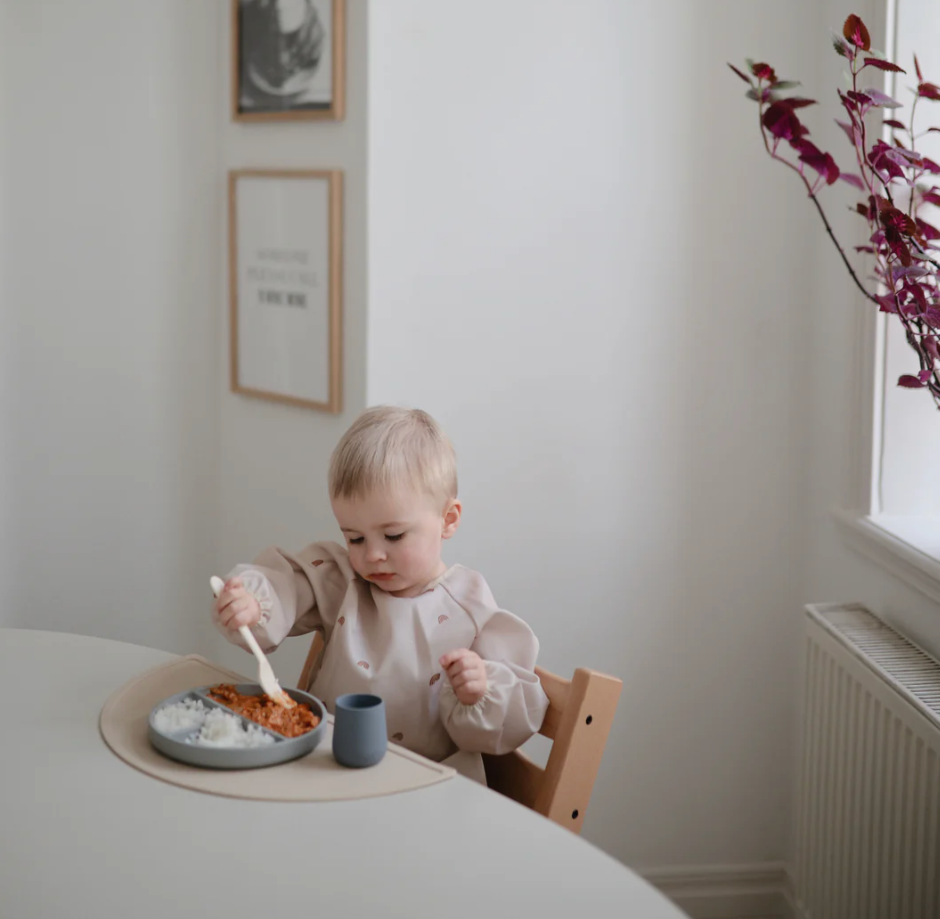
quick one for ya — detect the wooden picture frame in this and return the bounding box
[232,0,346,122]
[228,169,343,413]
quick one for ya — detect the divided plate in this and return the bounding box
[148,684,327,770]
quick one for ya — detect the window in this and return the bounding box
[839,0,940,599]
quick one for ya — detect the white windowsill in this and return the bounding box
[833,509,940,607]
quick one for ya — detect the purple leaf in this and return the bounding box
[923,158,940,174]
[835,119,856,143]
[865,89,903,108]
[916,218,940,240]
[887,147,923,165]
[884,119,908,130]
[883,148,917,167]
[839,173,866,190]
[925,335,940,363]
[898,374,925,387]
[891,264,931,281]
[728,63,752,84]
[920,189,940,206]
[876,294,899,313]
[831,34,852,58]
[919,369,933,383]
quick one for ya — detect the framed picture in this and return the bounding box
[232,0,346,122]
[228,169,343,413]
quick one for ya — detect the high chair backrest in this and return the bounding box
[298,628,327,695]
[298,632,622,835]
[482,665,622,835]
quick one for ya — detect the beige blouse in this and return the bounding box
[213,541,549,772]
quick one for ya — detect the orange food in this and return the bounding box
[208,684,319,738]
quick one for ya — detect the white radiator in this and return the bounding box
[796,603,940,919]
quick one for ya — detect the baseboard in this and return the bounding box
[640,862,795,919]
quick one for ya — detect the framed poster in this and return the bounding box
[232,0,346,122]
[228,169,343,413]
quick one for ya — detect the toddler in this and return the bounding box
[213,406,549,781]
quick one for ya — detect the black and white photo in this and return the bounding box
[233,0,346,121]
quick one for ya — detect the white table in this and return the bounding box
[0,629,688,919]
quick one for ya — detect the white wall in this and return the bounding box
[367,0,820,868]
[0,1,222,652]
[208,0,370,682]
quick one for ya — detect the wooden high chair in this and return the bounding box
[298,632,622,836]
[482,665,622,835]
[298,628,327,694]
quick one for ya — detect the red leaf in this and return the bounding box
[884,119,907,130]
[751,62,776,82]
[843,15,871,52]
[919,83,940,101]
[924,158,940,174]
[728,63,751,84]
[839,173,866,190]
[880,207,918,235]
[781,97,818,110]
[797,142,841,184]
[864,57,906,73]
[915,54,924,83]
[898,374,925,388]
[762,102,807,141]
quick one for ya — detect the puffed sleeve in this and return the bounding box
[212,540,353,654]
[437,569,549,755]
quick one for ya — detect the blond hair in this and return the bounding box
[329,406,458,505]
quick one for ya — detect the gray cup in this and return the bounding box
[332,694,387,768]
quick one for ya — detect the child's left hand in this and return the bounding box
[440,649,488,706]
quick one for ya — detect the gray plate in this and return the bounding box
[148,684,327,770]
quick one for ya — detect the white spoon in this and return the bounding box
[210,576,296,709]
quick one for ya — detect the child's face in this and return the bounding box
[332,487,461,598]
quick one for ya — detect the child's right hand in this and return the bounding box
[215,577,261,630]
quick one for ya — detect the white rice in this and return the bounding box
[153,697,210,734]
[191,708,276,748]
[154,698,276,748]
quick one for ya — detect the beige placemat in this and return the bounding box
[99,654,455,801]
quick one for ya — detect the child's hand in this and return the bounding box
[439,649,488,706]
[215,577,261,630]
